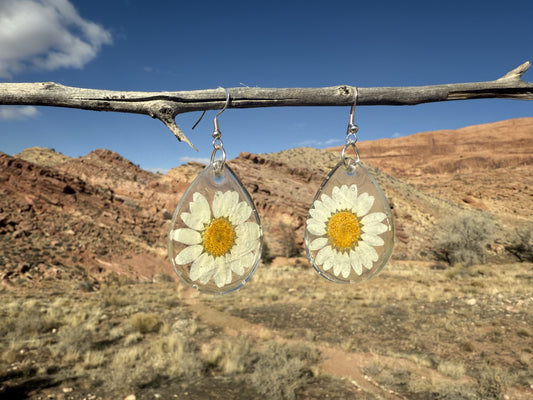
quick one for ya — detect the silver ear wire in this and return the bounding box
[347,87,359,136]
[191,87,230,130]
[213,87,230,131]
[210,88,230,173]
[342,87,360,168]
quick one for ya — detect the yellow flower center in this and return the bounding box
[327,210,361,251]
[202,217,236,257]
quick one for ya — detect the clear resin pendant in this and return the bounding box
[305,161,394,284]
[168,163,263,294]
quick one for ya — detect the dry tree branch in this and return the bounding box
[0,62,531,149]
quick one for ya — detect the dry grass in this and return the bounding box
[0,260,532,399]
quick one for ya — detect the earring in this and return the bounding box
[168,88,263,294]
[304,88,394,283]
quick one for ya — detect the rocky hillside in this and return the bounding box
[1,118,531,287]
[0,153,172,287]
[327,118,533,221]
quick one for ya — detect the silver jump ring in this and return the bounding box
[341,141,360,170]
[212,137,223,148]
[210,145,226,173]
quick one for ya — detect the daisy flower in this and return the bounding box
[307,184,389,278]
[170,190,261,288]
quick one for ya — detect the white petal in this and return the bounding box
[235,221,261,241]
[349,250,363,275]
[315,245,333,266]
[175,245,203,265]
[171,228,201,245]
[235,251,255,275]
[333,253,350,277]
[353,245,371,270]
[340,262,351,278]
[183,193,211,229]
[333,261,342,276]
[323,258,334,271]
[357,241,378,269]
[213,191,238,218]
[213,260,229,287]
[181,193,211,230]
[227,257,245,276]
[181,213,203,231]
[230,239,255,259]
[361,212,387,225]
[220,255,233,285]
[198,256,217,284]
[313,198,330,216]
[333,185,351,210]
[229,201,252,225]
[320,193,337,213]
[190,252,211,281]
[343,185,358,208]
[309,237,328,251]
[307,220,326,236]
[361,233,384,247]
[309,206,330,223]
[363,222,388,236]
[355,192,374,216]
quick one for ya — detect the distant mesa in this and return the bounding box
[325,117,533,178]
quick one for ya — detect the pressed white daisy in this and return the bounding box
[307,184,389,278]
[171,190,261,288]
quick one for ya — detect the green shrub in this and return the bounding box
[434,214,494,267]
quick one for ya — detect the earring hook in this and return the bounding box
[191,87,231,130]
[210,88,230,174]
[213,88,230,133]
[347,87,359,135]
[342,87,360,169]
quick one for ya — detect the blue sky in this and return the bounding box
[1,0,532,172]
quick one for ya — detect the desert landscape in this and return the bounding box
[0,118,532,399]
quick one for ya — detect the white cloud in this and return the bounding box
[324,138,344,145]
[296,138,343,147]
[180,156,210,165]
[0,0,112,78]
[0,105,39,120]
[391,132,403,138]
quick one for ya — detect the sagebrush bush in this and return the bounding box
[261,241,275,264]
[506,223,533,262]
[279,223,300,258]
[201,336,254,375]
[248,341,316,400]
[129,312,162,334]
[110,332,202,393]
[434,214,494,267]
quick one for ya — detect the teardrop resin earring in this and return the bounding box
[305,88,394,284]
[168,89,263,294]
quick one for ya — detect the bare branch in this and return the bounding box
[1,62,531,149]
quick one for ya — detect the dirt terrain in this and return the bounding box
[0,118,532,399]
